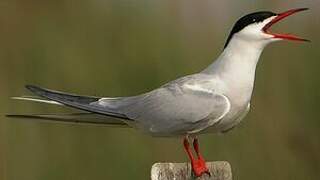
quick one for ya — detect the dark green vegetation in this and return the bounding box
[1,1,319,179]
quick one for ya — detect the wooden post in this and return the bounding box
[151,161,232,180]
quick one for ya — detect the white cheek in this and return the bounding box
[235,16,279,42]
[237,26,262,39]
[240,22,275,40]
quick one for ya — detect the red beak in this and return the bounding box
[262,8,310,42]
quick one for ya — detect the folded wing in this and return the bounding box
[6,112,129,126]
[23,85,130,120]
[113,84,231,135]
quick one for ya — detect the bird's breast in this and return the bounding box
[203,102,250,134]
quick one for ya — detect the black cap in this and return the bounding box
[224,11,277,49]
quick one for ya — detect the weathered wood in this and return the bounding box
[151,161,232,180]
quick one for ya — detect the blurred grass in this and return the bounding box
[1,0,320,179]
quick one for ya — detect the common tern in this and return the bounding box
[8,8,309,177]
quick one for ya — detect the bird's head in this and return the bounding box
[224,8,309,49]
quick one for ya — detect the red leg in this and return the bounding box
[193,138,201,157]
[193,138,207,161]
[183,137,194,161]
[183,137,211,177]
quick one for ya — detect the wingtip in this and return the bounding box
[5,114,17,118]
[25,85,46,95]
[25,84,39,91]
[5,114,26,118]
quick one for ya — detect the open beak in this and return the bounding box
[262,8,310,42]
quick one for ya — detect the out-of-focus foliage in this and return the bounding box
[1,1,319,179]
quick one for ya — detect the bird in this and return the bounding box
[8,8,309,177]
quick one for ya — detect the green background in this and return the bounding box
[1,0,319,179]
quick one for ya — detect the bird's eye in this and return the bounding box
[252,18,256,22]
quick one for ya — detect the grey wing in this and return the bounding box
[6,112,129,127]
[115,85,231,135]
[23,85,130,120]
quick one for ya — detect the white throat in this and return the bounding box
[202,35,271,104]
[203,34,270,74]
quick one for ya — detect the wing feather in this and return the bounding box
[119,84,230,135]
[6,112,129,127]
[24,85,130,120]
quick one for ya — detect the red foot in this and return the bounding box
[190,156,210,177]
[183,137,211,177]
